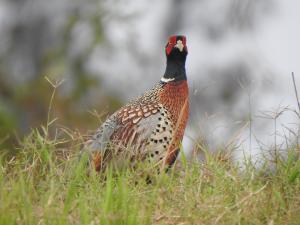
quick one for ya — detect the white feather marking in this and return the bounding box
[144,112,151,117]
[128,113,136,119]
[128,129,137,146]
[132,117,141,124]
[160,77,175,83]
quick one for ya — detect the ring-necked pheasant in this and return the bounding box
[86,35,189,171]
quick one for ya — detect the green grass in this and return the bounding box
[1,129,300,225]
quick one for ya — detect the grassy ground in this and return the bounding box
[1,128,300,225]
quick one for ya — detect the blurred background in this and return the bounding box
[0,0,299,161]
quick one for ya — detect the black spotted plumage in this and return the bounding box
[85,35,189,171]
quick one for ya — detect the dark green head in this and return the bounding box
[162,35,188,83]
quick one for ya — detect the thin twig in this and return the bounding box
[214,183,268,224]
[45,76,64,138]
[292,72,300,148]
[237,78,253,155]
[292,72,300,114]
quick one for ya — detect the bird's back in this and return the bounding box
[87,81,188,171]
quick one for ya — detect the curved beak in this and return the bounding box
[174,40,184,52]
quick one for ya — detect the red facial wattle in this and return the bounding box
[165,36,177,55]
